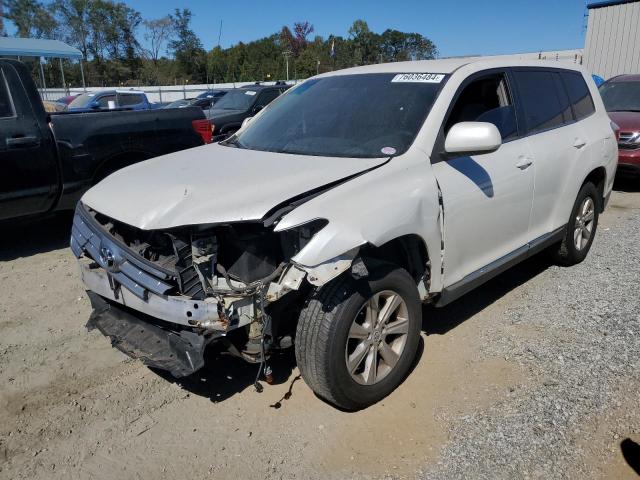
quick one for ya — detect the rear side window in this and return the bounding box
[551,73,573,124]
[561,72,595,120]
[0,70,14,118]
[119,94,143,107]
[513,71,568,135]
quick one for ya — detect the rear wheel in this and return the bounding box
[551,182,600,266]
[295,263,421,410]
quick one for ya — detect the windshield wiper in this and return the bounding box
[222,135,245,149]
[609,109,640,113]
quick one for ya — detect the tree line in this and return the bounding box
[2,0,438,88]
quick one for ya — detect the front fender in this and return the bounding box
[274,150,445,292]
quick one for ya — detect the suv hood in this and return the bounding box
[608,111,640,132]
[81,143,387,230]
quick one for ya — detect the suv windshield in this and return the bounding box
[214,90,257,110]
[231,73,445,158]
[599,81,640,112]
[68,93,96,108]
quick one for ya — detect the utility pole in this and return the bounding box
[283,50,292,81]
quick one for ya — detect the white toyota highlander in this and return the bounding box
[72,57,618,410]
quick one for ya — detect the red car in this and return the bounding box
[599,74,640,175]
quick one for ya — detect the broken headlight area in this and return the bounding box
[72,203,326,375]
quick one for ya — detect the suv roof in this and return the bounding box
[239,83,289,90]
[319,56,588,78]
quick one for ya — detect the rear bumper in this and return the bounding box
[86,291,210,377]
[618,148,640,174]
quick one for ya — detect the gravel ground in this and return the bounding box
[422,188,640,479]
[0,185,638,480]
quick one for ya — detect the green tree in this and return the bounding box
[4,0,58,38]
[143,16,173,65]
[169,8,206,82]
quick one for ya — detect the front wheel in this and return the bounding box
[295,263,422,410]
[550,182,600,266]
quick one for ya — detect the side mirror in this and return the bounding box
[90,103,101,110]
[444,122,502,154]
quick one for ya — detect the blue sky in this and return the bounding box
[10,0,591,56]
[126,0,590,56]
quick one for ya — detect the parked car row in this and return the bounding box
[162,82,291,140]
[0,59,213,221]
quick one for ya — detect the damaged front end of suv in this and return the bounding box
[72,202,329,379]
[73,70,449,410]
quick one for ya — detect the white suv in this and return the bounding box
[73,57,617,410]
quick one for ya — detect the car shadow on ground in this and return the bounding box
[156,348,299,404]
[620,438,640,475]
[422,254,553,335]
[0,212,73,262]
[167,255,553,404]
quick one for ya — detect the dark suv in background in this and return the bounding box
[205,83,290,140]
[599,74,640,176]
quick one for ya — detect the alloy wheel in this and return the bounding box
[345,290,410,385]
[574,196,595,251]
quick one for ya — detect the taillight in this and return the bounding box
[192,119,213,144]
[610,121,620,142]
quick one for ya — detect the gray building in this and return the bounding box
[583,0,640,79]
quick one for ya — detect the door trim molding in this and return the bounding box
[435,225,566,307]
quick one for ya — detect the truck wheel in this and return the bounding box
[551,182,600,266]
[295,263,421,410]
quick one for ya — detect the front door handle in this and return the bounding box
[515,156,533,170]
[6,136,40,149]
[573,138,587,149]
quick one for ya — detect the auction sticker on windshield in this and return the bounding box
[391,73,445,83]
[245,91,257,96]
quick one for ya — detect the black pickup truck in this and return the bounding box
[0,59,212,221]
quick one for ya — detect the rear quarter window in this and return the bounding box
[119,94,144,107]
[561,72,596,120]
[513,70,568,135]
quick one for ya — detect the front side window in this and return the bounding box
[230,73,445,158]
[561,72,595,120]
[445,72,518,142]
[513,71,568,135]
[599,80,640,113]
[96,94,117,109]
[68,92,96,108]
[0,70,14,118]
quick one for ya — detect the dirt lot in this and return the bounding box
[1,180,639,480]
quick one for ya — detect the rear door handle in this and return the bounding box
[515,156,533,170]
[6,136,40,148]
[573,138,587,149]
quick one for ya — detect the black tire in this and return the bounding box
[551,182,600,266]
[295,263,422,410]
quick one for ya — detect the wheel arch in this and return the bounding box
[583,166,607,212]
[359,234,431,288]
